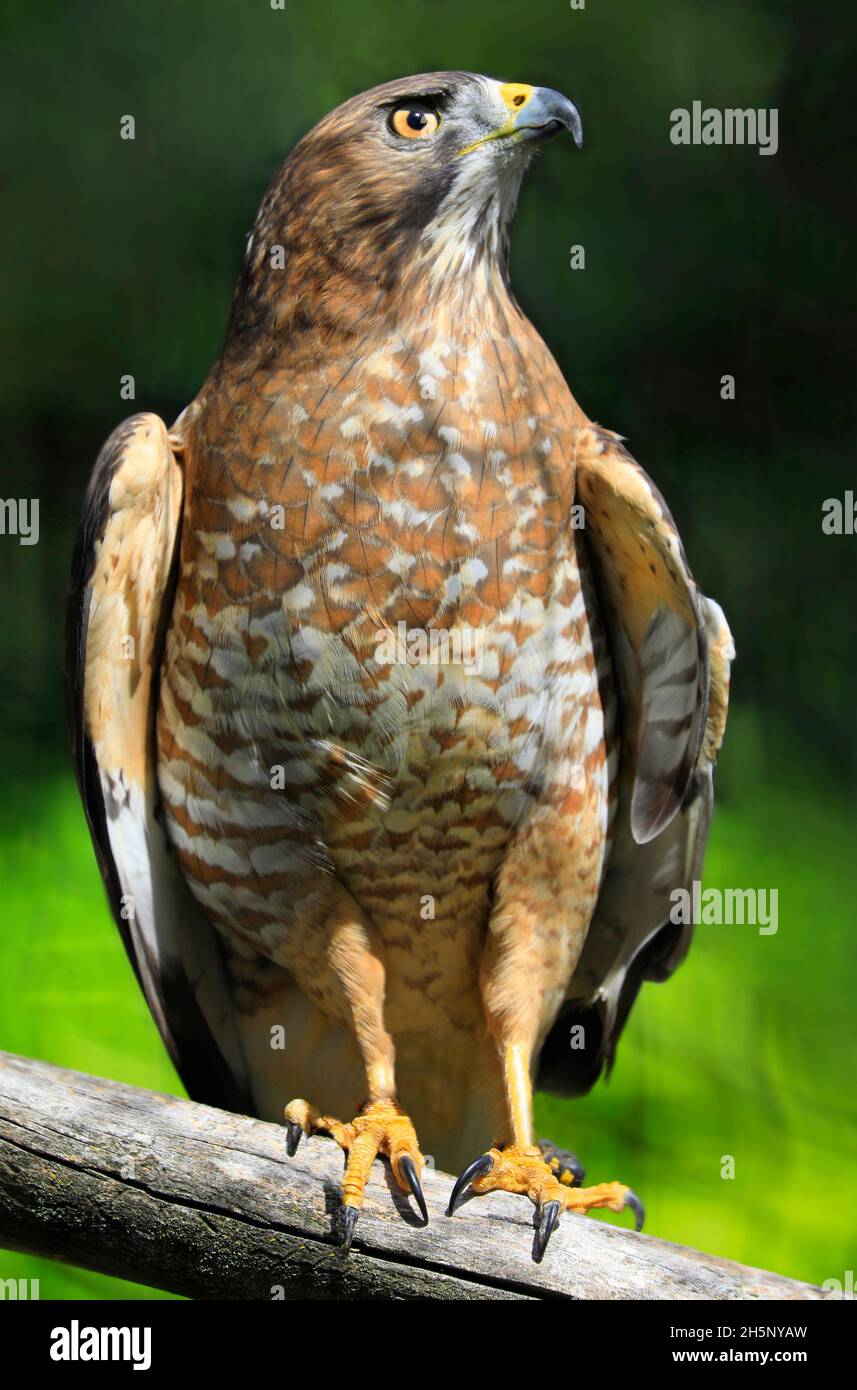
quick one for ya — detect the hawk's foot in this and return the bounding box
[284,1097,427,1252]
[448,1144,643,1262]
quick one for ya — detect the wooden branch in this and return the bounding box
[0,1051,823,1301]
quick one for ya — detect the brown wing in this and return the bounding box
[576,426,710,845]
[538,425,734,1095]
[66,412,253,1111]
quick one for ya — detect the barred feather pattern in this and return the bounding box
[156,290,611,1131]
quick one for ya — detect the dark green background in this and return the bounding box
[1,0,855,1298]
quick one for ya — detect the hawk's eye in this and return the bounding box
[389,103,440,140]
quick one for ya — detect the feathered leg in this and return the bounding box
[281,887,426,1250]
[449,799,642,1261]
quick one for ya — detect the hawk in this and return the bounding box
[67,72,733,1262]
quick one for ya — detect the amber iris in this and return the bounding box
[389,104,440,139]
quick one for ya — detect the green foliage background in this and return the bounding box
[1,0,854,1297]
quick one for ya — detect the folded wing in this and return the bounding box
[537,426,734,1096]
[65,413,252,1110]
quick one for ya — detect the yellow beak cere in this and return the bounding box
[499,82,535,113]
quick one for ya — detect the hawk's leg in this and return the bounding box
[280,899,426,1250]
[449,809,643,1261]
[448,1042,643,1261]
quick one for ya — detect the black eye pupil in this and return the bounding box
[407,111,428,130]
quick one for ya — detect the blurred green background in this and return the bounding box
[1,0,855,1297]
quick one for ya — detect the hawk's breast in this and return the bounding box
[156,313,609,1035]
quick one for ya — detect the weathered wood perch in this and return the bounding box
[0,1051,823,1301]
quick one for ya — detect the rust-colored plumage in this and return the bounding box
[67,72,732,1261]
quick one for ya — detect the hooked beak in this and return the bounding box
[509,85,584,148]
[459,83,583,156]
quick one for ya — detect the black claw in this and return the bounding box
[398,1155,428,1224]
[285,1120,303,1157]
[534,1199,561,1263]
[338,1204,359,1253]
[446,1153,495,1217]
[624,1189,645,1232]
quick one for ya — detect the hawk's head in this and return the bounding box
[234,72,582,340]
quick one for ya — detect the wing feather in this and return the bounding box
[575,426,709,844]
[537,427,734,1097]
[65,413,253,1111]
